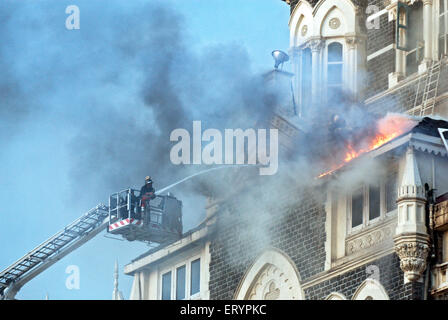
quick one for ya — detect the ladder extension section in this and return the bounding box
[412,61,442,117]
[0,204,109,299]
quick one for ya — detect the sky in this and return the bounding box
[0,0,290,299]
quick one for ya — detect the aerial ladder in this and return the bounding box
[0,190,182,300]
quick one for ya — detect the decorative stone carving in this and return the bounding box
[346,221,396,255]
[329,18,341,29]
[345,35,364,50]
[394,236,430,282]
[246,264,297,300]
[301,25,308,37]
[264,282,280,300]
[308,38,325,52]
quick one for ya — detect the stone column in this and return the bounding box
[423,0,433,61]
[308,38,325,108]
[345,34,366,100]
[419,0,434,73]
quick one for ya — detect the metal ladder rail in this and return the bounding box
[0,207,103,281]
[0,204,109,299]
[420,60,442,116]
[412,68,428,116]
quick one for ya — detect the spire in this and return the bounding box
[398,147,425,201]
[112,260,124,300]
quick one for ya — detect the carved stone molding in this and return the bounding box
[394,234,430,282]
[345,34,365,50]
[308,37,325,52]
[247,264,297,300]
[346,220,396,255]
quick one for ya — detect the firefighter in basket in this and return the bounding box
[138,176,156,220]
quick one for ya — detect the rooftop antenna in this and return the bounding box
[272,50,289,70]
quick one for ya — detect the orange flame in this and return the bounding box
[317,114,417,179]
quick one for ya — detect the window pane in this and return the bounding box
[162,272,171,300]
[328,43,342,62]
[369,183,381,220]
[190,259,200,295]
[328,64,343,84]
[176,266,186,300]
[352,188,363,228]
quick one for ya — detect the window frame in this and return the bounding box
[324,40,345,102]
[348,182,387,235]
[438,0,448,58]
[159,255,202,300]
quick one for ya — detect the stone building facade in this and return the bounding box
[124,0,448,300]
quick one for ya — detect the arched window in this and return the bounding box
[352,279,389,300]
[327,42,343,100]
[234,249,304,300]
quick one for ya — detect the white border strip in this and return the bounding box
[367,44,395,61]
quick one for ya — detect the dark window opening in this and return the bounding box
[190,259,201,295]
[369,183,381,220]
[406,2,424,75]
[386,171,398,212]
[176,265,186,300]
[162,271,172,300]
[352,188,363,228]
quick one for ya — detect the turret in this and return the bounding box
[394,147,430,283]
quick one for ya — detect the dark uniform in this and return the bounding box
[138,176,156,219]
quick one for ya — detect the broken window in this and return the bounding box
[406,2,424,75]
[396,2,424,76]
[440,0,448,57]
[327,42,343,100]
[352,188,364,228]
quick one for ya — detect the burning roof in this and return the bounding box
[317,115,448,179]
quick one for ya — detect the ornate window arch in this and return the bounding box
[325,292,347,300]
[289,0,366,115]
[234,248,304,300]
[352,279,390,300]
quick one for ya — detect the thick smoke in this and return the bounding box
[0,1,284,231]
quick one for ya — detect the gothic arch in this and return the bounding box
[325,292,347,300]
[234,248,304,300]
[352,279,390,300]
[314,0,357,37]
[289,0,314,46]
